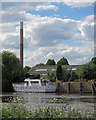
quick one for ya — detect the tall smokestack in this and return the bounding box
[20,22,23,67]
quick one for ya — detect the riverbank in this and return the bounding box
[53,81,96,94]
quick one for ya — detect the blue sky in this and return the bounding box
[26,3,94,20]
[1,1,94,66]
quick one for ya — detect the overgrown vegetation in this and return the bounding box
[76,57,96,81]
[56,65,63,80]
[1,51,31,92]
[1,51,24,92]
[47,57,96,82]
[1,97,95,119]
[47,70,56,82]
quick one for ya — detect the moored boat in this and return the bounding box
[12,78,56,93]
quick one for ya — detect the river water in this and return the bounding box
[0,92,96,116]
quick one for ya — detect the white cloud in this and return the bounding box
[23,44,93,66]
[63,0,95,8]
[1,13,94,65]
[1,2,94,66]
[79,21,94,41]
[24,18,80,47]
[35,5,58,11]
[84,15,94,22]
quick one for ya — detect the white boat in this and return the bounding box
[12,78,56,93]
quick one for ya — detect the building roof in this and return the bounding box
[28,65,81,75]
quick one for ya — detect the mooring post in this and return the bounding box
[56,82,59,93]
[80,82,82,95]
[92,82,96,95]
[68,82,70,94]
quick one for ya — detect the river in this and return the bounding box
[1,92,96,111]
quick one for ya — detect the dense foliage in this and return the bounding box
[46,59,56,65]
[55,57,96,82]
[32,63,45,68]
[76,62,96,81]
[56,65,63,80]
[23,66,31,78]
[57,57,69,65]
[2,51,25,92]
[90,57,96,64]
[62,67,77,82]
[47,70,56,82]
[29,73,40,79]
[2,97,95,119]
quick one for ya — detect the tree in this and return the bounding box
[47,70,56,82]
[29,73,40,79]
[2,51,24,83]
[24,66,31,78]
[56,65,63,80]
[46,59,56,65]
[62,66,78,82]
[62,66,70,82]
[2,51,25,92]
[57,57,69,65]
[76,62,96,81]
[90,57,96,64]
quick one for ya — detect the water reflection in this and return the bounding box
[1,92,96,105]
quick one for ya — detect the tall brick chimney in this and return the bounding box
[20,22,23,67]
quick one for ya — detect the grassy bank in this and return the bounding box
[1,97,96,119]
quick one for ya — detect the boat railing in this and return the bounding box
[13,83,24,86]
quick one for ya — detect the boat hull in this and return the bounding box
[12,84,56,93]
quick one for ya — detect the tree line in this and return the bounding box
[47,58,96,82]
[0,50,96,92]
[32,57,69,68]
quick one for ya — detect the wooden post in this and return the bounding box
[92,82,96,95]
[80,82,82,95]
[68,82,70,94]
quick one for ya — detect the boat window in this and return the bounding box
[31,81,39,83]
[41,81,48,86]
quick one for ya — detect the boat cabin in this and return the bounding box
[24,78,50,86]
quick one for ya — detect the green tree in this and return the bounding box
[62,66,70,82]
[47,70,56,82]
[29,73,40,79]
[56,65,63,80]
[90,57,96,64]
[76,63,96,81]
[24,66,31,78]
[2,51,24,83]
[46,59,56,65]
[57,57,69,65]
[2,51,24,92]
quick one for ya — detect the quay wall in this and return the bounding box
[52,82,96,94]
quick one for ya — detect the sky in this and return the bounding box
[1,0,95,67]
